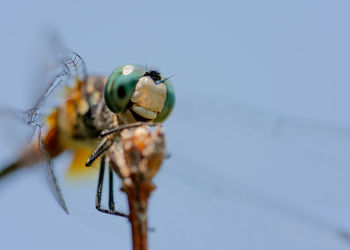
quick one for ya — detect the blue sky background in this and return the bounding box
[1,0,350,249]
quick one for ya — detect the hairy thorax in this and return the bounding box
[57,76,116,151]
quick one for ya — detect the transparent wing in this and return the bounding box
[27,34,87,127]
[0,108,35,165]
[27,37,87,214]
[36,125,69,214]
[0,35,87,214]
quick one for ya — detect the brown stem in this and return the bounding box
[126,181,155,250]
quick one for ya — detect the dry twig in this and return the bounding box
[109,125,166,250]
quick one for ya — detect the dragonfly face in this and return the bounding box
[104,64,175,123]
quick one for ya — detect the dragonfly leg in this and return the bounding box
[95,156,105,211]
[99,122,157,137]
[108,166,115,211]
[86,137,113,167]
[95,156,128,218]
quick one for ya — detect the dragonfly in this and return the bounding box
[0,42,175,217]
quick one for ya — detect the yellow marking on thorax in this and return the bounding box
[91,91,100,105]
[57,79,85,146]
[86,81,95,93]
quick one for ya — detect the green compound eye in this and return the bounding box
[104,64,175,123]
[153,78,175,123]
[105,64,145,113]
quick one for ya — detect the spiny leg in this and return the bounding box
[86,137,113,167]
[108,166,115,211]
[99,122,157,137]
[95,156,106,211]
[95,156,128,218]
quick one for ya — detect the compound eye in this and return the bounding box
[104,65,144,113]
[154,79,175,123]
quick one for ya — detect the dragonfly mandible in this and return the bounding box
[0,45,175,217]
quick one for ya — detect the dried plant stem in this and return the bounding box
[126,181,155,250]
[109,125,166,250]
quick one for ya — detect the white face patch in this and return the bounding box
[131,76,167,113]
[129,76,167,120]
[122,65,134,75]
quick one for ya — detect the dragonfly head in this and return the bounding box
[104,64,175,122]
